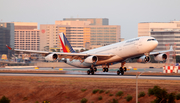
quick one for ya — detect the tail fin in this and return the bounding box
[59,32,75,53]
[6,45,12,50]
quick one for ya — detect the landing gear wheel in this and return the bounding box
[87,70,90,75]
[124,67,127,72]
[120,67,124,75]
[117,70,120,75]
[105,68,109,72]
[90,67,94,75]
[94,67,97,72]
[121,70,124,75]
[103,68,106,72]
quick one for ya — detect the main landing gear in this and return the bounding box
[102,63,109,72]
[103,68,109,72]
[87,67,97,75]
[117,62,127,75]
[86,62,127,75]
[87,63,109,75]
[117,67,127,75]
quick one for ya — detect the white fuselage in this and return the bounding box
[66,36,158,68]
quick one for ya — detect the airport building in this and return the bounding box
[14,22,40,50]
[138,21,180,37]
[40,18,120,51]
[0,22,14,55]
[138,21,180,56]
[63,18,109,25]
[151,29,180,55]
[86,25,120,49]
[40,24,60,51]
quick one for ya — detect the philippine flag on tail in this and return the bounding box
[59,33,75,53]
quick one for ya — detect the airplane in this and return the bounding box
[6,32,173,75]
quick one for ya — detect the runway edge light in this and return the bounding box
[133,68,137,70]
[59,68,63,70]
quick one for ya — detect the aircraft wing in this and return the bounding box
[6,45,114,61]
[56,52,114,61]
[10,49,50,54]
[150,46,173,55]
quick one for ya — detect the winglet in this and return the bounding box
[169,45,173,51]
[6,45,12,50]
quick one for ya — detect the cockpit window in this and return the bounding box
[147,39,156,41]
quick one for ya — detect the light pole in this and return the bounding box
[136,72,144,103]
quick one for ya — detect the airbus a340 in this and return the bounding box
[7,33,173,75]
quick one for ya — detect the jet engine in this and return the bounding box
[45,54,58,61]
[154,53,167,61]
[84,56,98,63]
[61,58,67,63]
[137,55,150,63]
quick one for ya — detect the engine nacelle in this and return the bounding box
[61,58,67,63]
[84,56,98,63]
[45,54,58,61]
[137,55,151,63]
[154,53,167,61]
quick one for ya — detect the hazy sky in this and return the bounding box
[1,0,180,40]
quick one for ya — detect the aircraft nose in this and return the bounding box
[153,40,158,47]
[147,39,158,51]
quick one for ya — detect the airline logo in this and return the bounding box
[59,33,75,53]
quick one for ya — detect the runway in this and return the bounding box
[1,67,163,72]
[0,72,180,80]
[1,67,179,80]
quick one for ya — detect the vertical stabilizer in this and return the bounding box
[59,33,75,53]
